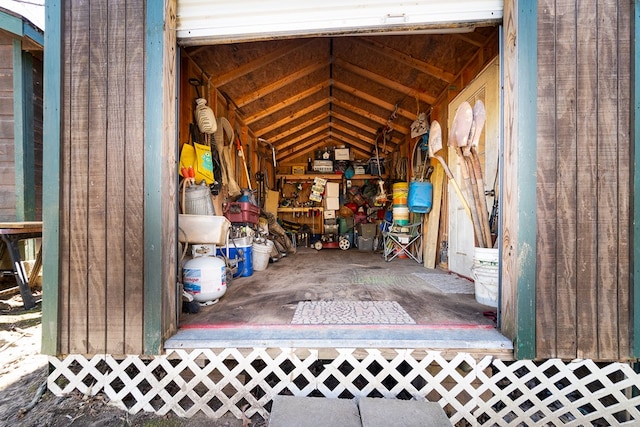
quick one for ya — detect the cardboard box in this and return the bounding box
[292,165,305,175]
[324,197,340,211]
[334,148,350,160]
[323,209,336,219]
[325,182,340,198]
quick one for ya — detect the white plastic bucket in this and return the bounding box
[471,247,499,307]
[252,240,274,271]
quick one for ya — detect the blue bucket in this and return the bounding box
[217,242,253,277]
[408,181,433,213]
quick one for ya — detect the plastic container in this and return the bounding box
[358,236,373,251]
[182,256,226,302]
[392,182,409,205]
[472,247,499,307]
[252,240,274,271]
[224,202,260,224]
[217,238,253,277]
[392,205,409,225]
[178,214,230,245]
[408,181,433,213]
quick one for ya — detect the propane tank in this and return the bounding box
[182,256,226,303]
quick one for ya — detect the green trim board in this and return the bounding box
[12,39,25,220]
[0,9,23,36]
[41,0,62,356]
[633,0,640,358]
[144,0,165,355]
[515,0,538,359]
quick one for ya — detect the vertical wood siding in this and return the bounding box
[59,0,147,355]
[535,0,631,361]
[0,33,16,221]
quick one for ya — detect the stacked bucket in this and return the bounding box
[392,182,409,225]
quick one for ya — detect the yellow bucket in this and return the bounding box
[392,182,409,206]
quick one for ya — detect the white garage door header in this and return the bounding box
[176,0,503,45]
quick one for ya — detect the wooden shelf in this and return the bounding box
[278,174,385,181]
[277,207,323,213]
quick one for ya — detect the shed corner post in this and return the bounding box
[41,0,63,356]
[632,0,640,359]
[144,0,178,355]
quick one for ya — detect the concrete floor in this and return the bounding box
[168,247,512,356]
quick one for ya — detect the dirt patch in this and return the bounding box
[0,294,266,427]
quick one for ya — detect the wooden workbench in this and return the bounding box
[0,222,42,309]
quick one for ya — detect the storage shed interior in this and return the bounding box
[174,24,503,345]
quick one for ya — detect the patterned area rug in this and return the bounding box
[291,301,416,325]
[412,272,475,294]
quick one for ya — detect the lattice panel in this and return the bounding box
[48,349,640,425]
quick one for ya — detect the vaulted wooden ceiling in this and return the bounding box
[184,26,499,163]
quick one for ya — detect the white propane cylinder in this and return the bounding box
[182,256,226,302]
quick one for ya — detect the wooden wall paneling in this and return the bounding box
[535,0,558,358]
[634,0,640,359]
[33,57,44,221]
[596,0,621,360]
[575,0,599,359]
[86,0,108,354]
[616,0,631,360]
[124,0,145,354]
[67,0,90,355]
[554,0,578,359]
[105,0,127,355]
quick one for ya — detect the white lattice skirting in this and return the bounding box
[48,349,640,426]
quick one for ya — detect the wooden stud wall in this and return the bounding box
[535,0,632,361]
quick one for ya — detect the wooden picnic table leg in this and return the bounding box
[1,235,36,309]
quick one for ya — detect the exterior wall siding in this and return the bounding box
[535,0,632,360]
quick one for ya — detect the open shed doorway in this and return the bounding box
[170,25,510,355]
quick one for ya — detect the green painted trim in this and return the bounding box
[13,39,25,221]
[41,0,62,356]
[515,0,538,359]
[0,9,23,36]
[21,51,36,221]
[144,1,165,355]
[633,0,640,358]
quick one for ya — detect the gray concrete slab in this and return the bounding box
[358,397,452,427]
[268,395,361,427]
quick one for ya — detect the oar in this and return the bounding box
[450,102,485,248]
[427,120,472,222]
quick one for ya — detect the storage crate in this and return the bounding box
[292,164,306,175]
[224,202,260,224]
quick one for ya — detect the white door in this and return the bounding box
[447,58,499,278]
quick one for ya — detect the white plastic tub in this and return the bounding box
[178,214,230,245]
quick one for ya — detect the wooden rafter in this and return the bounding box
[332,81,416,121]
[331,108,408,136]
[277,132,330,161]
[269,112,330,143]
[334,58,437,105]
[234,60,328,108]
[275,123,331,153]
[353,37,455,83]
[244,82,330,124]
[255,102,328,137]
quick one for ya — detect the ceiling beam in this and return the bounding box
[334,57,437,105]
[269,111,330,143]
[275,123,331,153]
[332,81,416,121]
[209,39,315,87]
[331,108,409,136]
[453,32,488,48]
[254,100,329,137]
[234,60,328,108]
[244,81,331,124]
[353,37,455,83]
[277,132,330,161]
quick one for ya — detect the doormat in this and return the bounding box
[412,272,475,294]
[291,301,416,325]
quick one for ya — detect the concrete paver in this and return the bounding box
[268,395,361,427]
[358,397,452,427]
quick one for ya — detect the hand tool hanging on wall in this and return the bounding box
[235,133,252,191]
[214,117,241,198]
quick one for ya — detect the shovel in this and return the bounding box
[466,100,492,246]
[449,101,485,248]
[427,120,472,221]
